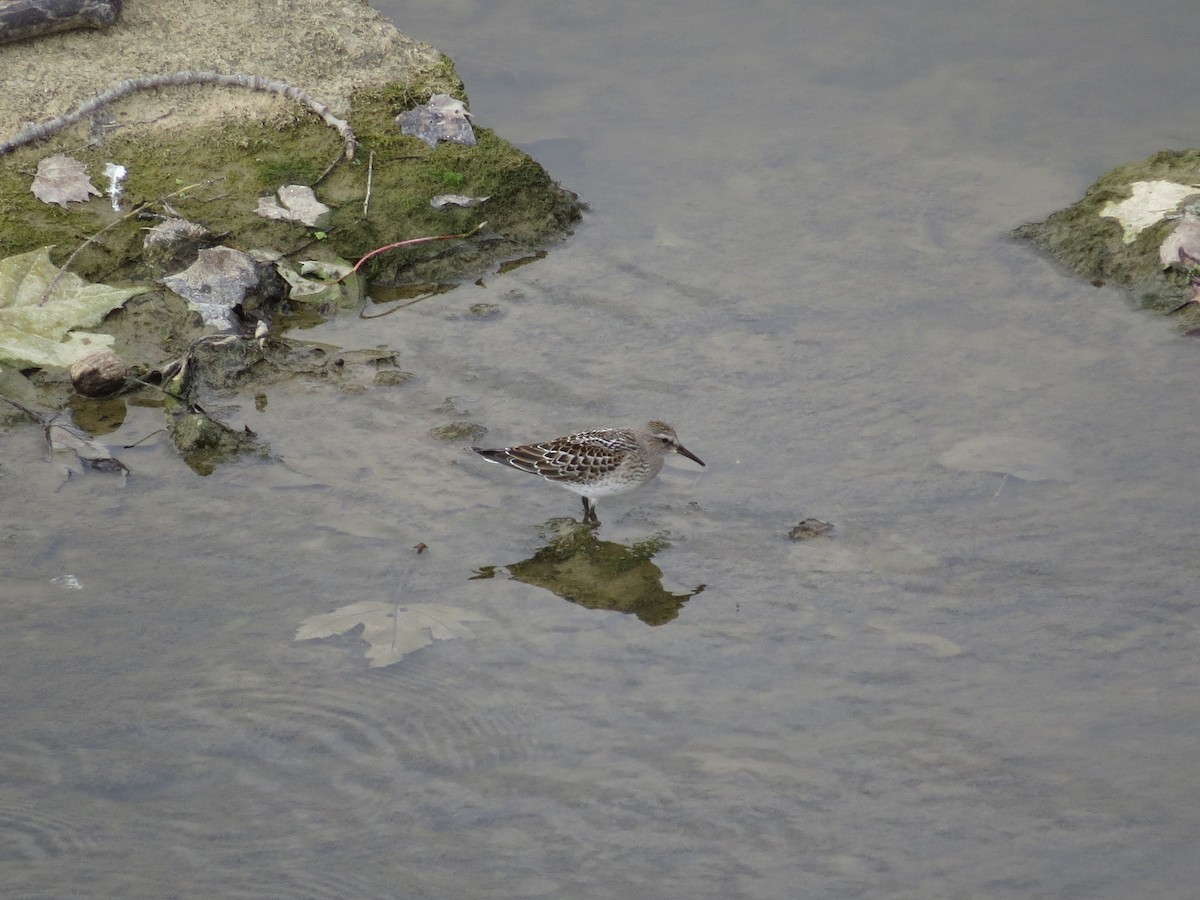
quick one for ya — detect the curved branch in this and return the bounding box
[0,71,357,165]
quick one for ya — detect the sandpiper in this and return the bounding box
[471,421,705,524]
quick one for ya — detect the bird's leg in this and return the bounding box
[581,497,599,525]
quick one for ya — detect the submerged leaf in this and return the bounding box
[0,247,147,368]
[940,434,1074,483]
[46,419,129,474]
[274,258,359,306]
[295,602,487,667]
[31,154,101,207]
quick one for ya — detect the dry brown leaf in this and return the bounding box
[31,154,101,208]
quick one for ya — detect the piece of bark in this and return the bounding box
[0,0,122,46]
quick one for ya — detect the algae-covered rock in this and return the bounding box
[169,411,268,475]
[468,302,502,319]
[0,0,584,292]
[1013,149,1200,314]
[430,421,486,442]
[0,0,585,472]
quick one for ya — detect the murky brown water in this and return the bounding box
[4,1,1200,897]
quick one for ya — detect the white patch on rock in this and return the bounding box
[1099,180,1200,244]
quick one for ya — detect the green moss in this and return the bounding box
[0,112,346,279]
[429,421,487,442]
[1,66,583,290]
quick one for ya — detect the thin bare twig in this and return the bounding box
[121,427,167,449]
[359,292,442,319]
[363,149,375,217]
[0,395,46,423]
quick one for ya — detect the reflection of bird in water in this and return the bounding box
[471,421,705,524]
[472,522,705,626]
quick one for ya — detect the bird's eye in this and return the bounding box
[659,437,671,445]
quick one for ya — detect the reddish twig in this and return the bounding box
[340,220,488,282]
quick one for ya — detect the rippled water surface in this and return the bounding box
[4,1,1200,897]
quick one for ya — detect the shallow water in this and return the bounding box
[4,0,1200,897]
